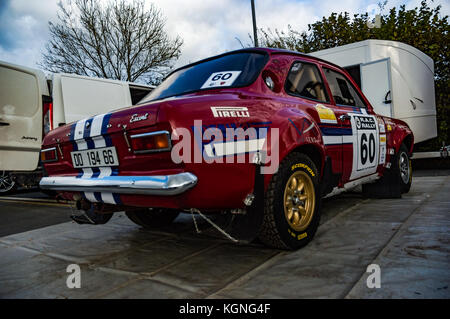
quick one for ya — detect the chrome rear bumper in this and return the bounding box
[39,172,197,196]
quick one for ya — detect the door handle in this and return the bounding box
[0,121,10,126]
[339,114,351,121]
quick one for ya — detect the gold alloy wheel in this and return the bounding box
[283,171,315,232]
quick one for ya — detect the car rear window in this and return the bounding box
[139,52,269,103]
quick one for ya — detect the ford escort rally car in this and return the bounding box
[40,48,413,250]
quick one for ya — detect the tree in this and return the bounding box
[259,1,449,151]
[40,0,183,85]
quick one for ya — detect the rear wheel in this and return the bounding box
[258,153,322,250]
[126,208,180,229]
[0,171,16,194]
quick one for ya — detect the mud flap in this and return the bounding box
[228,162,265,243]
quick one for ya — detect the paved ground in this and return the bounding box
[0,174,449,298]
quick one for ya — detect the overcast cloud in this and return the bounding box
[0,0,448,73]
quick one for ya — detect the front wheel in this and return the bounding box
[126,208,180,229]
[398,144,412,193]
[258,153,322,250]
[362,142,412,198]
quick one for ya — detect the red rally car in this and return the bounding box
[40,48,413,250]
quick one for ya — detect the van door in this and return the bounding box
[360,58,392,118]
[0,62,48,171]
[52,74,132,126]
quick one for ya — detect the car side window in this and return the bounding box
[285,61,329,103]
[323,68,367,108]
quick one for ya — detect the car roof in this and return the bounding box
[167,47,344,78]
[249,47,343,68]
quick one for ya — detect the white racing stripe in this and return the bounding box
[84,192,98,203]
[92,136,106,148]
[90,114,105,137]
[74,119,88,150]
[204,138,266,157]
[322,135,342,145]
[101,193,116,205]
[98,167,112,178]
[81,167,93,178]
[73,114,119,204]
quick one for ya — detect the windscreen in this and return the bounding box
[139,52,268,103]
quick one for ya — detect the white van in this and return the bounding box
[0,61,154,193]
[309,39,437,144]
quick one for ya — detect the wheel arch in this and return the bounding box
[288,144,325,180]
[402,134,414,156]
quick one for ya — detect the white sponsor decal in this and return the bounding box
[201,71,241,89]
[210,106,250,118]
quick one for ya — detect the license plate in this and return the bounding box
[71,146,119,168]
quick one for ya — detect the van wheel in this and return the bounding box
[125,208,180,229]
[258,153,322,250]
[0,171,16,194]
[362,143,411,198]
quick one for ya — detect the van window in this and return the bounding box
[285,61,329,102]
[0,66,39,117]
[323,68,366,108]
[130,86,152,105]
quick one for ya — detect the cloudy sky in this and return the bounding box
[0,0,448,73]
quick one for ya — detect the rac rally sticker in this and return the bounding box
[315,104,337,124]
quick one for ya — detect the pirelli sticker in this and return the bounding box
[315,104,337,124]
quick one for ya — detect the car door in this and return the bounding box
[284,60,345,177]
[321,66,381,183]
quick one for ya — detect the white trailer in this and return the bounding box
[309,39,437,144]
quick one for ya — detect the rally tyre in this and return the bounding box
[258,153,321,250]
[125,208,180,229]
[397,144,412,194]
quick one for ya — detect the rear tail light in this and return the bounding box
[41,147,58,163]
[130,131,171,154]
[43,96,53,136]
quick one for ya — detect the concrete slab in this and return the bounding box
[151,244,278,296]
[211,250,368,298]
[4,266,138,299]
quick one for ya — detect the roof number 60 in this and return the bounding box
[212,73,233,81]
